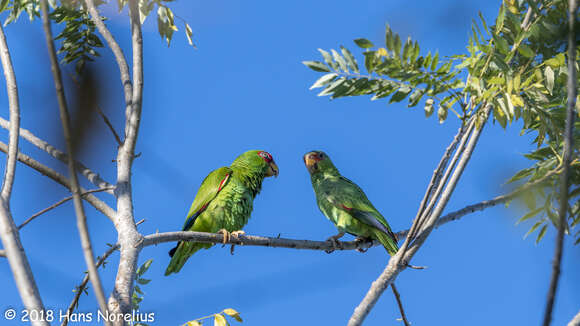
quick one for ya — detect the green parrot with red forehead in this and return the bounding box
[165,150,279,275]
[303,150,398,254]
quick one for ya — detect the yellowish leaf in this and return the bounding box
[223,308,243,322]
[511,94,524,107]
[377,48,388,56]
[214,314,227,326]
[186,321,202,326]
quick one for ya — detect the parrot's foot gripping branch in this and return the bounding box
[325,232,345,254]
[354,236,374,253]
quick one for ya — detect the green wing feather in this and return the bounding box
[326,176,399,255]
[165,167,232,276]
[181,167,232,231]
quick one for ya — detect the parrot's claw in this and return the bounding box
[354,237,373,253]
[231,230,245,239]
[217,229,231,244]
[325,232,345,254]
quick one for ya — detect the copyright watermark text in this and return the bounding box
[4,308,155,323]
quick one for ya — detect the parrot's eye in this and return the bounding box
[258,151,273,163]
[318,153,325,159]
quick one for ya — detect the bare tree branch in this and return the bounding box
[0,117,115,193]
[83,0,132,106]
[0,141,116,221]
[141,231,377,251]
[0,23,48,326]
[347,108,490,326]
[569,309,580,326]
[18,187,114,230]
[62,244,120,326]
[542,1,577,325]
[108,0,144,320]
[39,0,110,321]
[0,31,19,202]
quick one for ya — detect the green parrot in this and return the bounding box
[165,150,279,275]
[303,150,398,254]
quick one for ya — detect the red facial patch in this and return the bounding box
[258,151,273,163]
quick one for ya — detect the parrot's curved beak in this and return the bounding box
[266,161,279,177]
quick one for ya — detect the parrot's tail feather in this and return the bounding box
[373,230,399,256]
[164,241,212,276]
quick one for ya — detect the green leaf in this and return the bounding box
[493,34,509,55]
[318,78,345,96]
[139,0,154,24]
[340,46,359,73]
[496,4,506,33]
[331,49,348,72]
[185,23,194,47]
[544,66,554,94]
[524,220,543,239]
[354,38,374,49]
[214,314,227,326]
[385,26,394,52]
[536,225,548,244]
[424,98,434,117]
[517,44,534,58]
[408,89,424,107]
[478,11,489,35]
[516,206,544,225]
[136,278,151,285]
[402,37,411,61]
[222,308,243,322]
[506,167,533,183]
[309,73,337,89]
[317,48,337,70]
[389,86,411,103]
[302,61,330,72]
[137,259,153,276]
[394,34,402,58]
[437,105,448,124]
[430,51,439,71]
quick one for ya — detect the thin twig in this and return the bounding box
[83,0,132,106]
[96,107,122,146]
[39,0,110,321]
[62,244,120,326]
[0,142,116,221]
[0,23,48,326]
[390,283,410,326]
[542,1,577,325]
[67,73,123,146]
[0,117,115,193]
[18,188,114,230]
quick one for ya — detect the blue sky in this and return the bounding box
[1,0,579,325]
